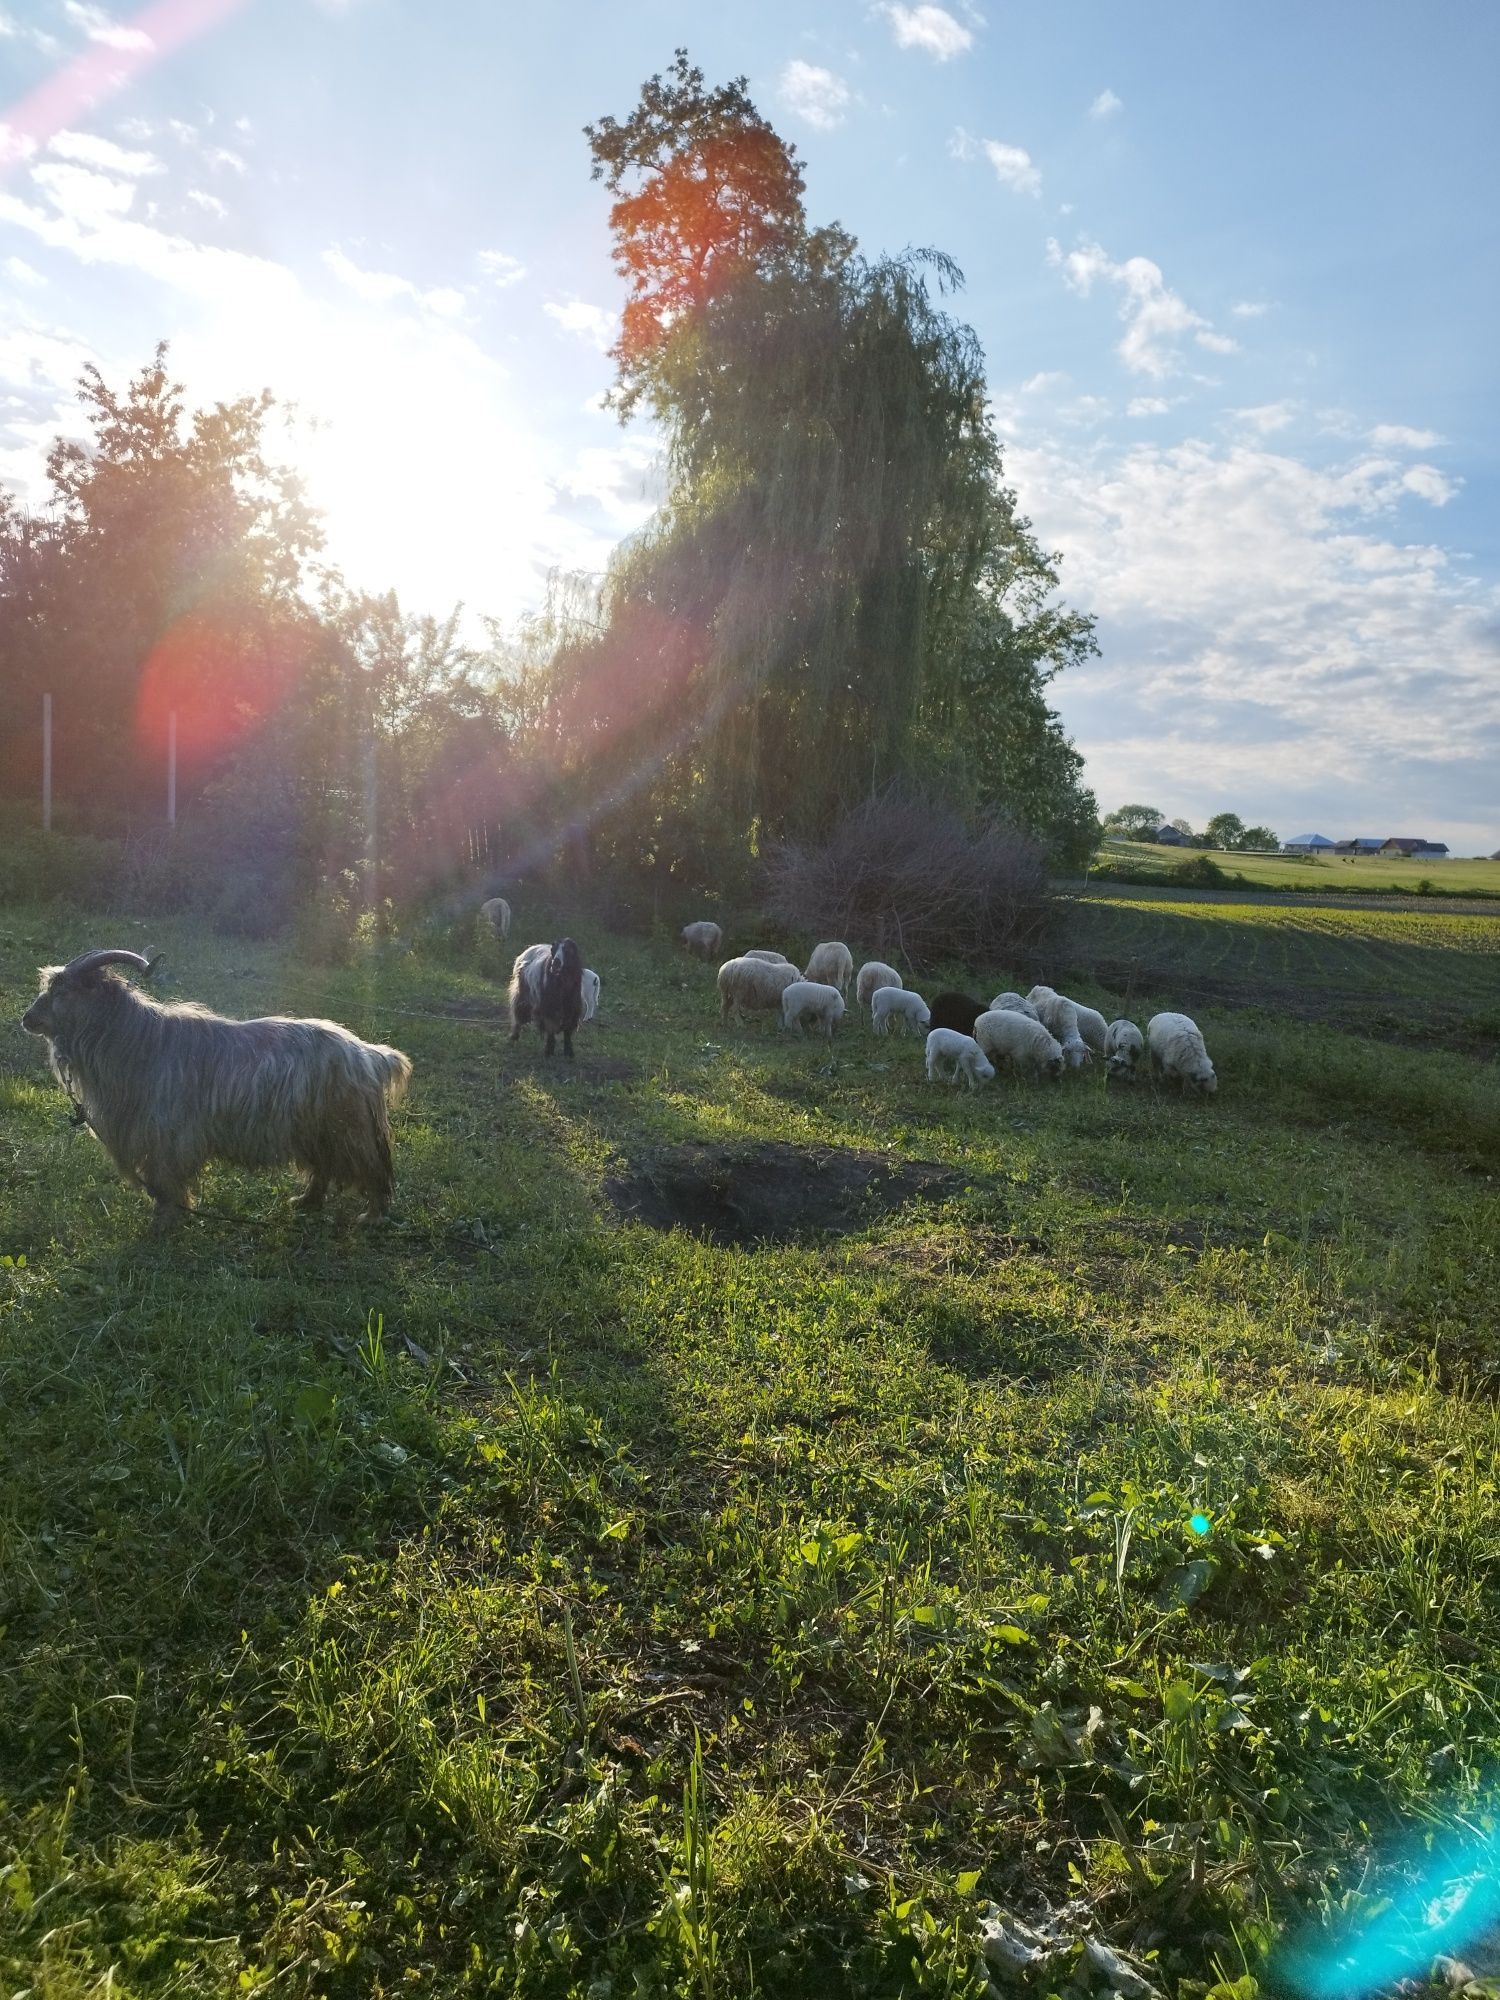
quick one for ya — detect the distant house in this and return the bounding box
[1334,838,1385,855]
[1283,834,1336,854]
[1382,837,1451,858]
[1153,825,1190,846]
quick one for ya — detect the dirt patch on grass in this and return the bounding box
[604,1140,961,1247]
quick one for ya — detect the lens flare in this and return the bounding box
[1281,1829,1500,1997]
[135,612,305,765]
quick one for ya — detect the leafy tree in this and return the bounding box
[1204,812,1246,850]
[1243,824,1278,850]
[1170,817,1196,838]
[1104,804,1167,838]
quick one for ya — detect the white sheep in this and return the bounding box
[989,991,1040,1019]
[973,1008,1065,1081]
[581,969,600,1023]
[681,920,723,959]
[479,896,511,941]
[871,986,930,1037]
[855,960,902,1011]
[925,1028,996,1089]
[1148,1012,1218,1094]
[1027,985,1092,1069]
[1104,1018,1144,1078]
[742,949,790,963]
[780,979,845,1040]
[1071,1002,1109,1056]
[717,955,800,1024]
[804,942,854,997]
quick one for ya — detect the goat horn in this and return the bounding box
[58,948,156,979]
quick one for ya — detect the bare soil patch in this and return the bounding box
[604,1139,961,1247]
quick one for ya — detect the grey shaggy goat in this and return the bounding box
[508,937,585,1057]
[21,948,412,1230]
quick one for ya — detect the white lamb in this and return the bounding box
[973,1008,1065,1081]
[717,955,800,1024]
[479,896,511,941]
[742,949,790,963]
[871,986,930,1037]
[681,920,723,959]
[989,991,1040,1019]
[780,979,845,1040]
[1071,1002,1109,1056]
[855,960,902,1010]
[1148,1012,1218,1094]
[1104,1018,1144,1079]
[581,969,600,1023]
[925,1028,996,1089]
[1027,985,1092,1069]
[804,942,854,997]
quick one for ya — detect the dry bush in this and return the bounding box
[764,791,1051,972]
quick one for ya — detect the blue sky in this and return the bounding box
[2,0,1497,849]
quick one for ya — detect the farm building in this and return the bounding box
[1283,834,1336,854]
[1334,838,1386,854]
[1153,825,1190,846]
[1381,837,1450,857]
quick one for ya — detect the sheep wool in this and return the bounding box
[1147,1012,1218,1094]
[479,896,511,940]
[780,980,845,1040]
[871,986,930,1037]
[717,955,801,1023]
[1104,1019,1145,1078]
[989,991,1039,1019]
[581,969,601,1022]
[973,1008,1065,1080]
[681,920,723,959]
[1027,986,1091,1068]
[925,1028,996,1089]
[803,942,854,996]
[855,960,902,1010]
[1071,1002,1109,1055]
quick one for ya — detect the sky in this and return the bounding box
[2,0,1497,851]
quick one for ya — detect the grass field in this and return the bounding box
[3,896,1499,1997]
[1096,839,1500,899]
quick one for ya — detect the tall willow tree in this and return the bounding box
[552,52,1097,871]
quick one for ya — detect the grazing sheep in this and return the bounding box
[780,979,845,1040]
[927,991,987,1037]
[581,969,601,1023]
[510,939,586,1056]
[681,920,723,960]
[742,949,790,963]
[20,948,411,1230]
[871,986,930,1037]
[925,1028,996,1089]
[1071,1002,1109,1056]
[717,955,800,1024]
[989,991,1040,1020]
[803,942,854,997]
[1104,1018,1145,1079]
[1026,986,1092,1070]
[973,1008,1065,1081]
[855,960,902,1011]
[1148,1012,1218,1095]
[479,896,512,941]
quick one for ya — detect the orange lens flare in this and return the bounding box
[135,612,303,765]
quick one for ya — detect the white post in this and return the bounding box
[167,709,177,826]
[42,692,52,831]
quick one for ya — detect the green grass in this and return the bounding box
[1096,838,1500,898]
[2,897,1499,1997]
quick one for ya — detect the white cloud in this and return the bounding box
[1,123,37,165]
[1370,423,1443,450]
[31,161,138,228]
[1047,236,1235,379]
[1089,89,1122,119]
[1127,396,1171,417]
[1022,371,1069,394]
[61,0,152,50]
[1232,401,1297,434]
[778,59,852,132]
[5,256,45,287]
[1195,329,1239,356]
[204,146,246,174]
[881,4,973,60]
[477,249,526,287]
[323,246,468,320]
[545,298,614,351]
[48,129,162,178]
[981,139,1040,197]
[1401,463,1458,506]
[1230,300,1270,319]
[556,440,661,532]
[185,188,227,218]
[1006,428,1499,839]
